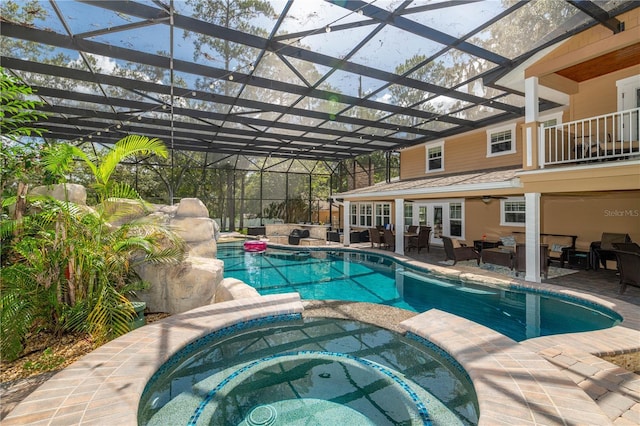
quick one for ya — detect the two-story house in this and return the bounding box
[333,7,639,283]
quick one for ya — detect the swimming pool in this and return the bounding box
[219,243,621,342]
[139,317,479,425]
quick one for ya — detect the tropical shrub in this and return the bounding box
[1,136,186,361]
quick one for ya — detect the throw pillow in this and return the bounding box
[551,243,566,252]
[501,235,516,247]
[451,238,462,248]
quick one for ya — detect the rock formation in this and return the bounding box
[28,186,259,314]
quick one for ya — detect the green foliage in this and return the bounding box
[0,67,49,209]
[263,196,309,223]
[1,136,184,361]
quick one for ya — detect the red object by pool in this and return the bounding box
[244,240,267,252]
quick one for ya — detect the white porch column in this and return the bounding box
[525,192,541,282]
[343,200,351,246]
[525,293,541,339]
[524,76,540,170]
[395,198,405,255]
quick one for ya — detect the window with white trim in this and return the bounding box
[449,203,462,237]
[487,124,516,156]
[350,202,372,227]
[501,197,525,226]
[425,141,444,172]
[359,203,373,227]
[540,111,563,128]
[375,203,391,227]
[404,204,413,228]
[350,203,358,226]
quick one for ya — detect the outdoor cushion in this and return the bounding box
[451,238,462,248]
[501,235,516,247]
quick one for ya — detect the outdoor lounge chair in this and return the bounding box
[407,226,431,253]
[368,227,386,249]
[442,236,479,265]
[514,243,549,279]
[590,233,631,270]
[612,250,640,294]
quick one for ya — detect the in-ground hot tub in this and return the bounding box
[138,317,479,425]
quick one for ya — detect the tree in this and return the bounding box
[0,67,49,218]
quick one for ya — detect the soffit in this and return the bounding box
[555,42,640,82]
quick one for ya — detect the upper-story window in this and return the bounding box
[501,197,525,226]
[486,123,516,157]
[540,111,563,128]
[425,140,444,172]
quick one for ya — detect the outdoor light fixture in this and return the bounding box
[481,196,492,204]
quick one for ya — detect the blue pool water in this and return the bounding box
[139,317,479,425]
[219,243,621,342]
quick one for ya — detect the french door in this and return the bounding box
[415,203,444,245]
[413,201,464,246]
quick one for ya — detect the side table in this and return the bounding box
[566,249,590,270]
[474,240,502,252]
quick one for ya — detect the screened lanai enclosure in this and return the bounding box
[2,0,634,230]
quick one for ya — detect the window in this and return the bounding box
[501,198,525,226]
[487,124,516,156]
[425,141,444,172]
[375,203,391,227]
[350,202,372,227]
[350,203,358,226]
[359,203,373,227]
[449,203,462,237]
[540,111,563,128]
[404,204,413,228]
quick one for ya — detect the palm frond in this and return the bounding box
[41,144,93,181]
[97,135,167,186]
[87,286,134,344]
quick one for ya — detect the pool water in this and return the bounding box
[139,317,479,425]
[219,243,621,342]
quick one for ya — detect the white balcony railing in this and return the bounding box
[540,107,640,167]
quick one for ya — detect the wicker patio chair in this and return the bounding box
[612,250,640,294]
[442,236,479,265]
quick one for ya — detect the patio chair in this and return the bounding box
[368,228,386,249]
[383,229,395,251]
[514,243,549,279]
[442,236,479,265]
[407,226,431,253]
[612,242,640,254]
[407,225,419,234]
[590,233,631,270]
[612,250,640,294]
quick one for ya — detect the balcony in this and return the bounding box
[540,107,640,167]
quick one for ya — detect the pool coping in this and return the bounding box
[1,293,304,425]
[3,247,639,425]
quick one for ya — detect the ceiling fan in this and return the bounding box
[467,195,508,204]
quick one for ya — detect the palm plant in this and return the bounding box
[1,136,185,361]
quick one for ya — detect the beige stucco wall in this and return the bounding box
[570,66,640,120]
[462,190,639,249]
[540,190,640,248]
